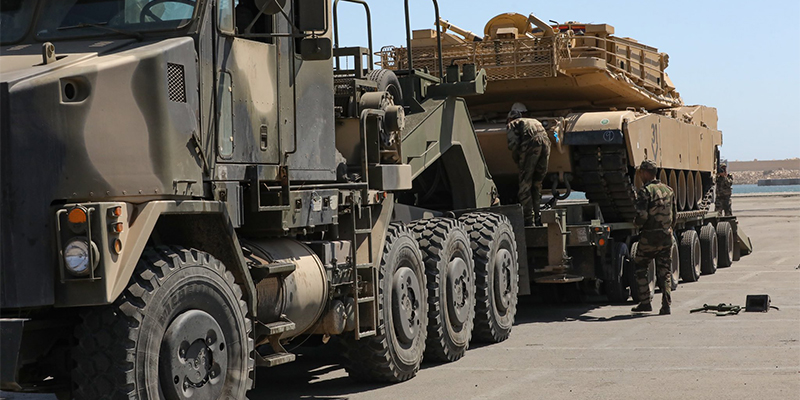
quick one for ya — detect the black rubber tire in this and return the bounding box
[629,242,655,303]
[604,242,631,303]
[679,229,702,282]
[367,69,404,106]
[343,223,427,382]
[699,224,718,275]
[72,246,254,400]
[459,212,518,343]
[670,238,680,291]
[409,218,475,363]
[716,221,734,268]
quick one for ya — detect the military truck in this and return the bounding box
[0,0,527,397]
[379,12,752,301]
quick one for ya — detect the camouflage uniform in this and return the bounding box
[715,174,733,216]
[507,118,550,225]
[633,161,677,312]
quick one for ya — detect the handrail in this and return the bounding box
[333,0,374,71]
[404,0,444,79]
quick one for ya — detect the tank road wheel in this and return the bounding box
[686,171,696,211]
[679,230,702,282]
[459,213,519,343]
[716,222,734,268]
[604,242,631,303]
[629,242,656,304]
[343,223,427,382]
[670,239,680,291]
[699,224,718,275]
[677,171,687,211]
[694,171,704,206]
[72,246,253,400]
[668,170,679,209]
[409,218,476,363]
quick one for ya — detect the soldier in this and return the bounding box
[506,103,551,226]
[715,164,733,216]
[631,160,677,315]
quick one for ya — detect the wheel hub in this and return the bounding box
[493,248,513,312]
[392,266,421,344]
[446,257,471,326]
[161,310,227,400]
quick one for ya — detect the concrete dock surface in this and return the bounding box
[4,194,799,400]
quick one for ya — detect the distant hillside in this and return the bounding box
[728,159,800,172]
[727,159,800,185]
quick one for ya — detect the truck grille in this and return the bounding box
[167,63,186,103]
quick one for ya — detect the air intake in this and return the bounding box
[166,63,186,103]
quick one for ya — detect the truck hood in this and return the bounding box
[0,39,138,85]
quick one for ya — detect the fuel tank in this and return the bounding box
[244,239,329,339]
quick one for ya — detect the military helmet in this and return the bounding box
[508,102,528,120]
[639,159,658,172]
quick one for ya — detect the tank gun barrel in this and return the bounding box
[438,17,483,42]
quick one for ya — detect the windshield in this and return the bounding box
[1,0,37,44]
[35,0,197,40]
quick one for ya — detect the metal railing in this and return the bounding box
[378,29,680,102]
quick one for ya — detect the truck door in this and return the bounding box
[214,0,281,165]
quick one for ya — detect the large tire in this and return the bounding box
[716,221,734,268]
[409,218,475,363]
[629,242,656,303]
[604,242,631,303]
[343,223,427,382]
[699,224,718,275]
[670,238,680,291]
[679,229,702,282]
[459,212,518,343]
[72,246,253,400]
[367,69,403,106]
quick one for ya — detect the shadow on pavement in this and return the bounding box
[513,293,653,324]
[248,291,650,398]
[248,341,384,400]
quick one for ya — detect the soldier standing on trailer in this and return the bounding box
[715,164,733,216]
[506,103,550,226]
[631,160,677,315]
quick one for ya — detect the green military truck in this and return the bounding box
[0,0,527,398]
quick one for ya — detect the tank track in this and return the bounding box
[572,145,638,223]
[572,145,716,223]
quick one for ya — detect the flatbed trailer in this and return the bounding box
[509,200,753,302]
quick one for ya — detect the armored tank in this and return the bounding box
[379,13,722,222]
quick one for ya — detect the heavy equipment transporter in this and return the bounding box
[380,12,753,301]
[0,0,526,398]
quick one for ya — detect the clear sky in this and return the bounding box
[335,0,800,161]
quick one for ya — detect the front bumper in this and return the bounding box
[0,318,27,390]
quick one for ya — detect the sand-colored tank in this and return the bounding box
[379,13,722,222]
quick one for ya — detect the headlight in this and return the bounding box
[64,238,97,276]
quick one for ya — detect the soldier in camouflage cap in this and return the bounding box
[506,103,551,226]
[631,159,677,315]
[715,164,733,216]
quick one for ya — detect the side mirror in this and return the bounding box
[296,0,327,32]
[300,37,332,60]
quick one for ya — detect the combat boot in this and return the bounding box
[659,306,671,315]
[631,302,652,312]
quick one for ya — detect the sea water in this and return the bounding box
[733,184,800,194]
[561,184,800,201]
